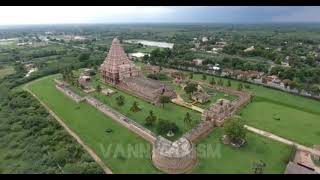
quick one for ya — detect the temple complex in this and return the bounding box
[201,99,235,127]
[100,38,176,103]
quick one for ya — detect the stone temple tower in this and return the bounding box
[100,38,139,84]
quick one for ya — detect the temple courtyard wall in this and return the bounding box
[55,78,252,174]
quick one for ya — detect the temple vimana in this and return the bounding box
[100,38,176,103]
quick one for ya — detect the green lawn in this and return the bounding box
[84,75,201,140]
[26,74,293,174]
[27,75,159,174]
[192,128,291,174]
[0,65,15,79]
[191,73,320,146]
[241,100,320,146]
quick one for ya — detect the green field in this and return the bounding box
[191,73,320,146]
[192,128,291,174]
[241,99,320,147]
[0,65,15,79]
[27,75,159,174]
[79,74,202,140]
[26,75,292,174]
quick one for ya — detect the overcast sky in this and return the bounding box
[0,6,320,25]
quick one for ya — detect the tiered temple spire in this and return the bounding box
[100,38,139,84]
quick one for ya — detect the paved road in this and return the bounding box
[23,78,113,174]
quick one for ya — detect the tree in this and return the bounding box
[159,95,171,108]
[78,53,90,62]
[237,83,243,91]
[184,112,193,127]
[252,160,266,174]
[145,111,157,127]
[157,120,179,135]
[218,79,224,86]
[96,84,101,93]
[224,117,247,143]
[189,72,193,79]
[202,74,207,80]
[244,84,251,89]
[116,95,125,106]
[130,101,141,112]
[227,80,231,87]
[210,77,216,85]
[184,82,198,95]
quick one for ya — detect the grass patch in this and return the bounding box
[192,128,291,174]
[27,75,159,174]
[0,65,15,79]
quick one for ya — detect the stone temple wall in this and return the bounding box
[152,137,197,174]
[183,121,215,143]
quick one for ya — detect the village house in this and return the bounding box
[221,68,263,80]
[243,46,255,52]
[265,75,282,84]
[202,37,208,42]
[192,59,204,66]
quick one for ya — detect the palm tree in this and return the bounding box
[184,112,192,127]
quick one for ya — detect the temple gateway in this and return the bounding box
[100,38,176,103]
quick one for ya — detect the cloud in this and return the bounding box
[0,6,320,25]
[0,6,174,25]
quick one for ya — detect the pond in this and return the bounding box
[124,39,174,49]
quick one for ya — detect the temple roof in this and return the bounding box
[101,38,133,73]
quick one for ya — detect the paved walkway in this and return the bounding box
[245,125,320,157]
[171,94,205,113]
[24,79,113,174]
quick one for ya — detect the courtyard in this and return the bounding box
[26,75,293,173]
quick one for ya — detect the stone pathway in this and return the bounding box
[24,78,113,174]
[244,125,320,157]
[171,94,205,113]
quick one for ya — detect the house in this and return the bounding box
[191,92,209,103]
[243,46,255,52]
[266,75,281,84]
[202,37,208,42]
[207,64,220,71]
[221,68,234,77]
[192,59,204,66]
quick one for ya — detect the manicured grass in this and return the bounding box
[0,65,15,79]
[27,75,159,174]
[191,73,320,146]
[26,74,294,174]
[85,75,202,141]
[241,100,320,146]
[192,128,292,174]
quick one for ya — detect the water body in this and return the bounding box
[125,39,174,49]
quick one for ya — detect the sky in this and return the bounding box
[0,6,320,25]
